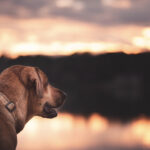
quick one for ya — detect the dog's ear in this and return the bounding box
[21,67,44,98]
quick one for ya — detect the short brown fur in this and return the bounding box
[0,65,66,150]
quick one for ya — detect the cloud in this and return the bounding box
[55,0,84,11]
[0,16,146,57]
[0,0,150,56]
[0,0,150,26]
[102,0,131,9]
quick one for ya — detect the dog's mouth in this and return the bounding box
[42,102,57,118]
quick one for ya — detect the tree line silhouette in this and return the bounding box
[0,52,150,121]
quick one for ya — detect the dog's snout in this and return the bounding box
[58,90,67,100]
[62,91,67,100]
[51,88,67,108]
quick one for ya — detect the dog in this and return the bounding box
[0,65,66,150]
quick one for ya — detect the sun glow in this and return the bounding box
[131,118,150,146]
[132,27,150,49]
[88,113,108,132]
[143,28,150,38]
[17,113,150,150]
[3,41,142,59]
[0,16,149,58]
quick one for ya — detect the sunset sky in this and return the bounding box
[1,1,150,149]
[1,0,150,57]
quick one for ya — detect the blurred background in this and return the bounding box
[0,0,150,150]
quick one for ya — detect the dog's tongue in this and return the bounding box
[43,102,57,118]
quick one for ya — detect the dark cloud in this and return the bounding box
[0,0,150,26]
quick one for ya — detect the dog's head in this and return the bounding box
[21,66,66,119]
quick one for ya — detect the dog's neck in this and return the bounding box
[0,92,27,133]
[0,93,17,134]
[0,92,16,121]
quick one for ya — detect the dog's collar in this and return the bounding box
[0,92,16,121]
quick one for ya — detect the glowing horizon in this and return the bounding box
[1,0,150,58]
[2,41,143,59]
[0,16,150,58]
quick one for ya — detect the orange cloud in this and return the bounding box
[102,0,131,9]
[0,16,148,58]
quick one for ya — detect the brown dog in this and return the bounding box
[0,65,66,150]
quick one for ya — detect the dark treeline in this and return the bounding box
[0,52,150,121]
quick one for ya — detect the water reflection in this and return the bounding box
[17,113,150,150]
